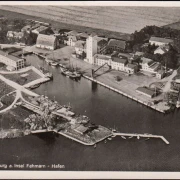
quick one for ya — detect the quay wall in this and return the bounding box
[82,75,165,114]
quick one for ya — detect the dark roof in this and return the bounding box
[126,63,137,69]
[77,32,89,38]
[149,36,173,44]
[75,125,89,133]
[66,30,79,36]
[90,32,97,37]
[36,34,56,47]
[59,29,71,33]
[136,87,154,96]
[75,40,86,49]
[112,57,128,64]
[0,50,23,62]
[95,54,111,61]
[97,39,108,48]
[33,26,49,33]
[108,39,126,50]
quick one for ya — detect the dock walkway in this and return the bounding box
[113,132,169,145]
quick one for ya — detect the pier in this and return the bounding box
[113,132,169,145]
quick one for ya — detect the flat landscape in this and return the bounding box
[1,6,180,34]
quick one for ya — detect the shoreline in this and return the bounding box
[82,75,166,114]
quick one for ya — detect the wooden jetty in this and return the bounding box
[113,132,169,145]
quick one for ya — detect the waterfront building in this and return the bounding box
[85,33,108,64]
[149,36,173,46]
[85,33,98,64]
[111,57,128,71]
[36,34,59,50]
[124,63,139,74]
[94,54,111,66]
[0,50,25,70]
[136,87,156,98]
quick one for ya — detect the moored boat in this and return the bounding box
[29,84,40,89]
[51,62,59,67]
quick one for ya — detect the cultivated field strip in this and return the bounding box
[0,6,180,33]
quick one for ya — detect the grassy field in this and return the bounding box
[3,69,41,86]
[0,6,180,34]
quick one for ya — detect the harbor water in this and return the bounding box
[0,54,180,171]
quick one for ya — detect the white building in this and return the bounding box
[94,54,111,66]
[0,50,25,70]
[85,33,98,64]
[36,34,59,50]
[149,36,173,46]
[154,44,170,55]
[140,57,160,73]
[111,57,128,71]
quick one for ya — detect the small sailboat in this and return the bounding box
[121,136,126,139]
[128,136,133,139]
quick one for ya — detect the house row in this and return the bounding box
[94,54,138,74]
[7,31,24,41]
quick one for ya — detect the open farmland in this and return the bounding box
[0,6,180,34]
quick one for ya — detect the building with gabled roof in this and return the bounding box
[111,57,128,71]
[136,87,156,98]
[107,39,127,52]
[36,34,59,50]
[74,40,86,56]
[154,44,170,55]
[149,36,174,46]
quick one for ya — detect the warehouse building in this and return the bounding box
[36,34,59,50]
[0,50,25,71]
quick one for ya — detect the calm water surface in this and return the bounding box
[0,54,180,171]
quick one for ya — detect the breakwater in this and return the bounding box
[83,75,165,114]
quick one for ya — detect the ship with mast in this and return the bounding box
[60,58,81,80]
